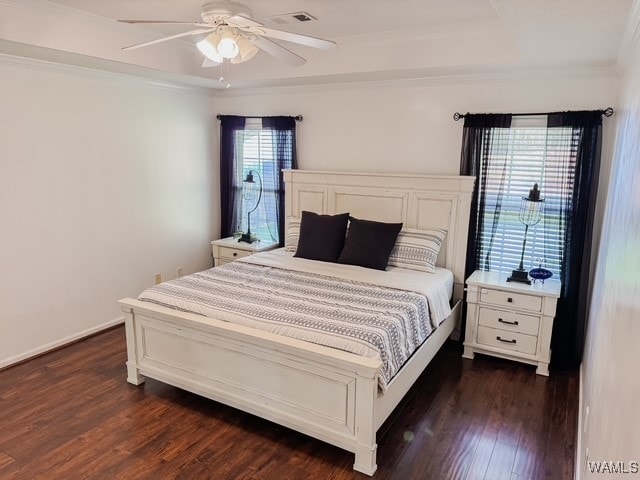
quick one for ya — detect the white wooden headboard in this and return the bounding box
[283,170,475,302]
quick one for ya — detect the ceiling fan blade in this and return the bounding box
[245,27,337,51]
[118,20,212,28]
[122,28,216,51]
[250,36,306,66]
[202,57,220,68]
[226,15,264,29]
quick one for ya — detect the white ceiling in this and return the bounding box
[0,0,633,89]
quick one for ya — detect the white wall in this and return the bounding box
[0,58,218,367]
[217,74,618,175]
[578,17,640,480]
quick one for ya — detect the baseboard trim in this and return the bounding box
[0,316,124,369]
[575,365,584,480]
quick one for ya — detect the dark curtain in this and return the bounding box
[459,114,513,280]
[547,111,602,368]
[219,115,246,238]
[262,116,298,246]
[459,114,512,342]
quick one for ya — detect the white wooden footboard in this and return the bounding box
[121,298,382,475]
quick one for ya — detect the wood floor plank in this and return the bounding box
[544,371,569,479]
[462,363,509,480]
[0,452,15,469]
[465,436,496,480]
[483,440,517,480]
[0,326,578,479]
[511,372,556,479]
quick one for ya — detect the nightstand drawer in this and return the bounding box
[218,247,252,260]
[478,307,540,336]
[212,237,279,268]
[480,288,542,312]
[477,326,537,355]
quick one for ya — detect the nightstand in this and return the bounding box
[211,237,279,267]
[463,270,561,376]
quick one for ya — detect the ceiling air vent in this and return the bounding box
[269,12,317,25]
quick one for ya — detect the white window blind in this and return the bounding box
[476,117,574,277]
[233,120,286,242]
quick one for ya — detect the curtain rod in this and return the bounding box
[216,114,303,121]
[452,107,614,121]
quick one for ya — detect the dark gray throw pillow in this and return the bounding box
[338,217,403,270]
[294,211,350,263]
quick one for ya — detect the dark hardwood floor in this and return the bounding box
[0,326,577,479]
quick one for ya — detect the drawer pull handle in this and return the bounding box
[507,297,513,303]
[496,336,517,344]
[498,318,519,326]
[233,252,238,257]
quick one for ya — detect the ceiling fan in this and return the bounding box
[119,1,337,67]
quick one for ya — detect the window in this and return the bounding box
[475,117,574,277]
[233,119,294,243]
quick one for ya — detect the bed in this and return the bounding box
[119,170,474,475]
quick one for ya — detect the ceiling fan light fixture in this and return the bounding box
[231,35,259,64]
[197,33,223,63]
[217,37,239,58]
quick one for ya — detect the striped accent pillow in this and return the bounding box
[387,228,447,273]
[284,217,301,253]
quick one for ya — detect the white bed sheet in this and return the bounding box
[139,248,454,390]
[246,248,454,312]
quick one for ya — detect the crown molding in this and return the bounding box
[616,0,640,74]
[0,41,215,96]
[218,64,620,98]
[0,37,617,100]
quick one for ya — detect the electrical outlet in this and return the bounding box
[177,267,184,277]
[155,273,162,285]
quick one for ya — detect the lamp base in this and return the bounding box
[507,268,531,285]
[238,233,255,244]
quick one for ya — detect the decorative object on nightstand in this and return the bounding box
[463,270,561,376]
[529,260,553,284]
[507,183,545,284]
[211,236,278,267]
[239,170,262,244]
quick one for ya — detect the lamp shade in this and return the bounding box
[197,32,223,63]
[231,35,259,64]
[519,183,544,226]
[197,28,259,65]
[217,37,239,59]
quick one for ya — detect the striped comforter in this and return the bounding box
[138,250,452,390]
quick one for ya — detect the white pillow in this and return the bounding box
[284,217,301,253]
[387,228,447,273]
